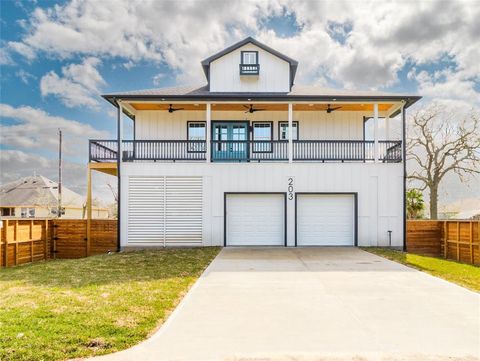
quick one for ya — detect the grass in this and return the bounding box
[0,248,220,361]
[363,247,480,292]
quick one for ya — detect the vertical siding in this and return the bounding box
[209,44,290,92]
[135,110,367,140]
[121,162,404,248]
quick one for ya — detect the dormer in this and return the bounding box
[201,37,298,93]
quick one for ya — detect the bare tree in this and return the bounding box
[407,104,480,219]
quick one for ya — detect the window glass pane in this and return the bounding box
[188,122,206,152]
[253,123,271,140]
[243,52,257,64]
[188,122,205,140]
[280,122,298,140]
[28,208,35,218]
[253,123,271,152]
[21,208,27,218]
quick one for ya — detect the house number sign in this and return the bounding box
[287,177,294,200]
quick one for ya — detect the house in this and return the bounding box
[88,37,421,249]
[0,175,109,219]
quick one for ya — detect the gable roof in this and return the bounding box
[0,175,84,208]
[200,37,299,86]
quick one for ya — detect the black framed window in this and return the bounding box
[242,51,257,65]
[279,121,299,140]
[252,122,272,152]
[187,121,206,152]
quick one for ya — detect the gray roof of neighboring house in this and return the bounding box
[0,175,84,208]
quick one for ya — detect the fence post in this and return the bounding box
[456,221,460,261]
[30,220,34,263]
[44,220,49,260]
[443,221,448,259]
[14,220,18,266]
[470,222,474,264]
[2,220,7,267]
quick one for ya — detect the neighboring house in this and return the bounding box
[0,175,109,219]
[89,37,421,249]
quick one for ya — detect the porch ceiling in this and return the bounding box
[129,102,394,112]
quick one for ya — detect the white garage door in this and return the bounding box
[226,194,285,246]
[297,194,355,246]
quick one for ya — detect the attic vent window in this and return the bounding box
[240,51,259,75]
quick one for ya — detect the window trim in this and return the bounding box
[278,121,299,141]
[251,121,273,153]
[240,51,258,65]
[186,121,207,153]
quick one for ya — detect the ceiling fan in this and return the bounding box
[168,104,184,113]
[326,104,342,113]
[244,104,266,113]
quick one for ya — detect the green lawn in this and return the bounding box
[0,248,220,361]
[363,248,480,292]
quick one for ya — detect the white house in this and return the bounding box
[89,37,420,250]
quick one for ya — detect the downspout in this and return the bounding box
[116,99,122,252]
[401,101,407,251]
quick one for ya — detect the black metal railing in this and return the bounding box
[89,140,118,162]
[239,63,260,75]
[89,139,402,162]
[211,140,288,162]
[123,140,206,161]
[379,140,402,162]
[293,140,375,161]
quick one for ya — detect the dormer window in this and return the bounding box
[240,51,259,75]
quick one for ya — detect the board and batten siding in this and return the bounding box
[126,176,203,246]
[135,110,368,140]
[121,162,403,248]
[209,43,290,92]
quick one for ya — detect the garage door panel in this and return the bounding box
[297,194,355,246]
[226,194,285,246]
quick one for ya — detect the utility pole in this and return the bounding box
[58,129,63,218]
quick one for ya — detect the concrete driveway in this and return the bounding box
[94,248,480,361]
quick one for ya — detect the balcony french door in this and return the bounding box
[212,122,249,161]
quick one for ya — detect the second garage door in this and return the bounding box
[225,193,285,246]
[296,194,355,246]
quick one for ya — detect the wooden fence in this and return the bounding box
[1,219,117,267]
[407,220,480,265]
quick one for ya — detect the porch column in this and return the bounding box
[206,103,211,163]
[86,164,92,256]
[288,103,293,163]
[373,103,379,163]
[116,100,123,251]
[385,115,390,140]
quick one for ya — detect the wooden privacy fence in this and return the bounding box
[1,219,117,267]
[407,220,480,265]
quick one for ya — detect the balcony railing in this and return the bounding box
[89,139,402,163]
[239,63,260,75]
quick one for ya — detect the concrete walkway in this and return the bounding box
[93,248,480,361]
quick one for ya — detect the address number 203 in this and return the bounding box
[287,177,294,200]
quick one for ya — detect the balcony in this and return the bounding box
[239,63,260,75]
[89,140,402,163]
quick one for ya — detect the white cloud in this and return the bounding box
[10,0,479,92]
[0,150,115,204]
[8,41,36,60]
[16,69,36,84]
[152,73,166,87]
[40,57,105,108]
[0,46,14,65]
[0,103,109,156]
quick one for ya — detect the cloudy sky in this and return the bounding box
[1,0,479,209]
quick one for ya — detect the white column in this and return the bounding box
[385,115,390,140]
[206,103,211,163]
[373,103,379,163]
[118,101,124,164]
[288,103,293,163]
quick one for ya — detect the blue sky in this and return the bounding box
[1,0,479,208]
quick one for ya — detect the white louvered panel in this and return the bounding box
[128,177,165,243]
[165,177,203,244]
